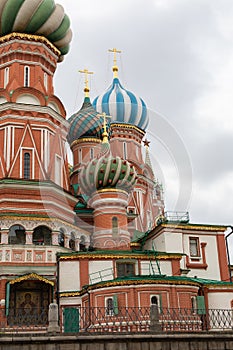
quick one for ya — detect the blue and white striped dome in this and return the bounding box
[93,77,149,131]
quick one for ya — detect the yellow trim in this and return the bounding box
[59,253,182,261]
[96,188,128,195]
[111,123,145,135]
[9,273,54,286]
[161,223,226,232]
[71,138,102,147]
[0,32,60,56]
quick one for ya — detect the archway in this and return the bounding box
[33,226,52,245]
[8,225,26,245]
[6,274,53,326]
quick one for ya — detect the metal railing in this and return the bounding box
[62,307,233,333]
[0,306,232,333]
[0,307,48,333]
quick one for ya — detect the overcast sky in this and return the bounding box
[54,0,233,247]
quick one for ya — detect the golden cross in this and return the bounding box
[97,112,112,143]
[79,68,94,97]
[108,48,121,67]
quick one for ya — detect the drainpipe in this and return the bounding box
[56,253,60,308]
[225,226,233,283]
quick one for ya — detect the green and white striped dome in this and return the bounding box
[0,0,72,56]
[79,155,137,195]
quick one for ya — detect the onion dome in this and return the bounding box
[93,78,148,130]
[0,0,72,57]
[92,50,149,130]
[79,155,137,195]
[67,97,104,144]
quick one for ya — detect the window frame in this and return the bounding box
[24,66,30,87]
[116,262,135,278]
[189,237,201,257]
[23,152,31,179]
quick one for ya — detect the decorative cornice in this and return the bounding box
[0,214,86,233]
[59,252,182,261]
[59,278,201,298]
[111,123,145,136]
[9,273,54,286]
[0,32,60,57]
[71,138,102,147]
[161,223,226,232]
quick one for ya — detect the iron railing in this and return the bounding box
[62,307,233,333]
[0,306,232,333]
[0,307,48,333]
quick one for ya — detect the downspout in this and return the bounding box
[56,253,60,310]
[225,226,233,283]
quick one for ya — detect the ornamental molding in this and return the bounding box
[0,33,60,58]
[0,216,89,238]
[9,272,54,286]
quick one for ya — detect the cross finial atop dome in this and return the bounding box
[108,48,121,78]
[97,112,111,143]
[79,68,94,97]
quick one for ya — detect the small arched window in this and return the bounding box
[151,296,158,305]
[112,217,118,236]
[24,153,30,179]
[90,148,94,160]
[24,66,30,87]
[106,298,114,316]
[4,67,9,88]
[44,72,48,91]
[78,149,82,163]
[123,142,127,159]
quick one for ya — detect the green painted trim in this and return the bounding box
[47,14,70,42]
[1,0,25,35]
[25,0,55,33]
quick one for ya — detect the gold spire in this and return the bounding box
[79,68,93,97]
[108,48,121,78]
[97,112,112,143]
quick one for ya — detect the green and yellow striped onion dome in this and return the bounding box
[79,155,137,195]
[0,0,72,57]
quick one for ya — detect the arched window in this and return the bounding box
[106,298,114,316]
[4,67,9,88]
[44,73,48,91]
[90,148,94,160]
[151,296,158,305]
[33,226,51,245]
[24,152,30,179]
[24,66,30,87]
[8,225,26,245]
[112,217,118,236]
[150,295,162,313]
[69,232,75,250]
[78,149,82,163]
[58,228,65,247]
[123,142,127,159]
